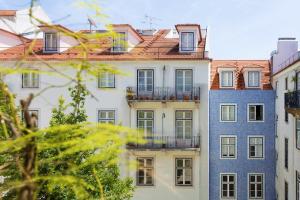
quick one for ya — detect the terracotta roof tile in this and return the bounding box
[0,10,16,16]
[211,60,272,90]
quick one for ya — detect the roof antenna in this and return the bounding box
[87,16,97,32]
[141,15,161,30]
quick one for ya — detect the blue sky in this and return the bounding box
[0,0,299,59]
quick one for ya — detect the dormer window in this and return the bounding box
[247,71,260,88]
[112,32,127,52]
[44,32,58,52]
[180,32,195,52]
[220,71,234,88]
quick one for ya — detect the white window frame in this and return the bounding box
[175,110,193,139]
[220,173,237,200]
[220,104,237,122]
[180,31,195,52]
[248,136,265,160]
[22,72,40,88]
[220,135,237,159]
[112,31,127,52]
[175,158,193,186]
[248,173,264,200]
[219,70,234,88]
[247,103,264,122]
[44,32,58,52]
[98,110,115,124]
[98,72,115,88]
[136,157,154,186]
[137,110,154,137]
[247,71,261,88]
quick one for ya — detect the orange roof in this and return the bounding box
[0,10,16,16]
[39,24,75,34]
[0,28,208,61]
[111,24,144,42]
[211,60,272,90]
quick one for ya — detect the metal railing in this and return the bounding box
[276,51,300,72]
[127,136,200,150]
[285,90,300,109]
[0,46,209,60]
[126,86,200,102]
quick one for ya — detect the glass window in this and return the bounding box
[221,136,236,159]
[297,171,300,200]
[285,181,288,200]
[176,69,193,98]
[137,69,153,95]
[249,137,264,159]
[137,110,154,137]
[98,110,115,124]
[248,71,260,87]
[22,72,39,88]
[175,110,192,139]
[175,158,192,186]
[137,157,154,186]
[221,174,236,198]
[248,104,264,122]
[249,174,264,199]
[44,32,58,51]
[180,32,194,51]
[98,72,115,88]
[221,105,236,122]
[285,77,288,90]
[297,119,300,150]
[221,71,233,87]
[112,32,127,52]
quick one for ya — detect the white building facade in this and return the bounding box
[0,9,210,200]
[271,38,300,200]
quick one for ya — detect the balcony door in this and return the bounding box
[175,111,192,147]
[137,69,154,97]
[176,69,193,100]
[137,110,154,138]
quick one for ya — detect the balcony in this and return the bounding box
[285,90,300,116]
[126,87,200,105]
[127,136,200,150]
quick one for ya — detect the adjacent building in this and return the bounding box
[209,60,276,200]
[271,38,300,200]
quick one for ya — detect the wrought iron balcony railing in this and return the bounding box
[285,90,300,109]
[127,136,200,150]
[126,87,200,103]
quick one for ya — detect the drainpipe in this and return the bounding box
[163,65,166,88]
[162,112,166,147]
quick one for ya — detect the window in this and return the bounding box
[22,109,39,128]
[297,119,300,150]
[22,72,39,88]
[285,138,288,169]
[175,110,192,139]
[248,71,260,87]
[248,136,264,159]
[220,71,233,88]
[180,32,194,51]
[175,158,192,186]
[98,110,115,124]
[137,110,154,137]
[275,81,278,98]
[44,32,58,52]
[285,111,289,122]
[248,104,264,122]
[137,69,153,96]
[297,171,300,200]
[98,72,115,88]
[221,174,236,199]
[112,32,127,52]
[285,77,288,90]
[220,104,236,122]
[285,181,288,200]
[220,136,236,159]
[176,69,193,98]
[137,157,154,186]
[248,174,264,199]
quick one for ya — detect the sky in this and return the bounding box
[0,0,299,59]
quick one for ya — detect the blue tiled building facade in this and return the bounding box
[209,61,276,200]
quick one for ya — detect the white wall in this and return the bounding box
[3,59,210,200]
[273,62,300,200]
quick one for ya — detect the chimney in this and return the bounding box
[271,38,298,74]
